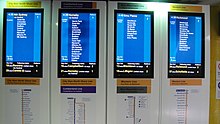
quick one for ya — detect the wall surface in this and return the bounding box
[0,1,51,124]
[1,1,220,124]
[209,5,220,124]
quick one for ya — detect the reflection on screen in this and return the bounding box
[3,9,43,77]
[58,9,99,78]
[114,10,154,78]
[168,12,204,78]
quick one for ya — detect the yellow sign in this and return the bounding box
[5,78,40,85]
[117,79,151,86]
[92,2,97,8]
[61,79,96,86]
[117,79,151,93]
[7,2,41,8]
[170,79,202,86]
[170,5,202,12]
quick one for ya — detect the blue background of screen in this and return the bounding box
[61,13,97,63]
[6,12,42,62]
[169,15,202,64]
[116,13,151,63]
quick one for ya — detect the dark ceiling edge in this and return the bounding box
[105,0,220,5]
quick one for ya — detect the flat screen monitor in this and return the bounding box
[2,9,44,77]
[58,9,99,78]
[168,12,205,78]
[114,10,154,78]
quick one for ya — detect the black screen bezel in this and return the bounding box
[58,9,99,78]
[168,12,205,78]
[2,9,44,78]
[114,10,154,78]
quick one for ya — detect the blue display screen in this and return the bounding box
[116,13,151,62]
[114,10,154,78]
[168,12,204,78]
[61,13,96,63]
[58,9,99,78]
[3,9,43,77]
[6,12,42,62]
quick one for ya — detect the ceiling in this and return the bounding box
[108,0,220,5]
[200,0,220,5]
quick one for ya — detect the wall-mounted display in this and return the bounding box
[168,12,205,78]
[114,10,154,78]
[3,9,44,77]
[58,9,99,78]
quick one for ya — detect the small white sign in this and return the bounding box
[216,61,220,80]
[216,81,220,99]
[216,61,220,99]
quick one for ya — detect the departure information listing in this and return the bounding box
[3,10,43,77]
[59,10,99,78]
[115,11,154,78]
[168,13,204,78]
